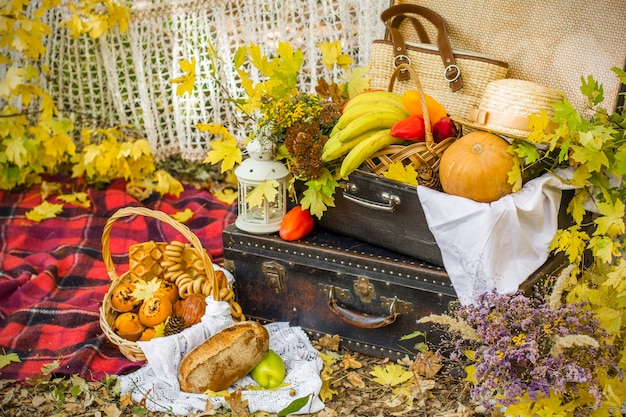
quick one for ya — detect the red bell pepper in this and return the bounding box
[279,205,315,241]
[390,115,426,141]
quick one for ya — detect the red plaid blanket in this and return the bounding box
[0,176,237,382]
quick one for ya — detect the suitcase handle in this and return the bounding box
[328,288,400,329]
[343,187,400,212]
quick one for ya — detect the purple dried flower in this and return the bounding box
[446,290,619,412]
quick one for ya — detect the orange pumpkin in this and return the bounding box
[138,296,173,327]
[439,131,514,203]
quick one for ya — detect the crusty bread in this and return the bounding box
[178,320,269,393]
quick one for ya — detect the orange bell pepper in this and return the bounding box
[279,205,315,241]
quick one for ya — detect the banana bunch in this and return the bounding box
[323,91,408,178]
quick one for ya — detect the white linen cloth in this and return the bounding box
[417,173,574,305]
[118,267,324,415]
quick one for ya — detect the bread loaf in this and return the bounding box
[178,320,269,393]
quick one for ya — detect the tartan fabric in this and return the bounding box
[0,176,237,382]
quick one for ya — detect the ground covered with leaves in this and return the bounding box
[0,333,485,417]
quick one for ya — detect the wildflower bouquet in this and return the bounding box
[421,271,622,416]
[199,41,369,218]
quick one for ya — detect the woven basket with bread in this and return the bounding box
[99,206,244,361]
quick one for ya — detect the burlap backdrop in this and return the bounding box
[391,0,626,115]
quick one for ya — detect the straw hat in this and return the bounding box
[452,79,562,139]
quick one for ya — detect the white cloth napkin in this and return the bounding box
[417,173,574,305]
[118,267,324,415]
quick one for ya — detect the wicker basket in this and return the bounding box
[363,63,459,190]
[99,206,243,361]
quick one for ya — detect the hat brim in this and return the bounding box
[450,115,531,140]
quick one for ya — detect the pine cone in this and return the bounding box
[164,315,186,336]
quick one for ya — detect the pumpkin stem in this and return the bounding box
[471,143,484,154]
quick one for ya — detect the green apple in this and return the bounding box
[250,349,286,389]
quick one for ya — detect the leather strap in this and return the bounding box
[389,14,431,44]
[381,4,463,91]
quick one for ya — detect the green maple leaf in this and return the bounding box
[170,57,196,97]
[570,143,610,173]
[0,352,20,369]
[25,201,64,222]
[383,161,418,186]
[246,180,279,209]
[588,235,620,264]
[4,136,29,167]
[370,364,413,387]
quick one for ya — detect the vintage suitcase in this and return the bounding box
[222,223,567,359]
[312,169,576,267]
[313,169,445,266]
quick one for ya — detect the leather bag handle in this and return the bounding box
[388,14,431,44]
[380,4,463,91]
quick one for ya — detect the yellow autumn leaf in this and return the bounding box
[171,208,194,223]
[318,41,352,70]
[153,321,166,338]
[245,180,279,209]
[346,65,370,98]
[0,66,24,97]
[370,363,414,387]
[131,278,162,301]
[170,57,196,97]
[203,135,243,173]
[153,169,184,197]
[340,354,362,370]
[25,201,64,222]
[56,192,92,208]
[382,161,418,186]
[213,188,238,205]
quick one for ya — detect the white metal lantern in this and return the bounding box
[234,139,289,234]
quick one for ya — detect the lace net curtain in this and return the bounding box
[44,0,389,162]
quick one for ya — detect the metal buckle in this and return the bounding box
[443,64,461,82]
[393,54,411,69]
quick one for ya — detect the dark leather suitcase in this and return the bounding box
[222,224,567,359]
[312,170,576,267]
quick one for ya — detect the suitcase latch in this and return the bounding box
[353,276,376,303]
[262,261,286,293]
[381,296,414,314]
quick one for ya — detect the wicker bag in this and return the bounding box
[369,3,509,119]
[364,63,459,190]
[99,206,244,361]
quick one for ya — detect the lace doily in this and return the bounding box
[119,298,324,415]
